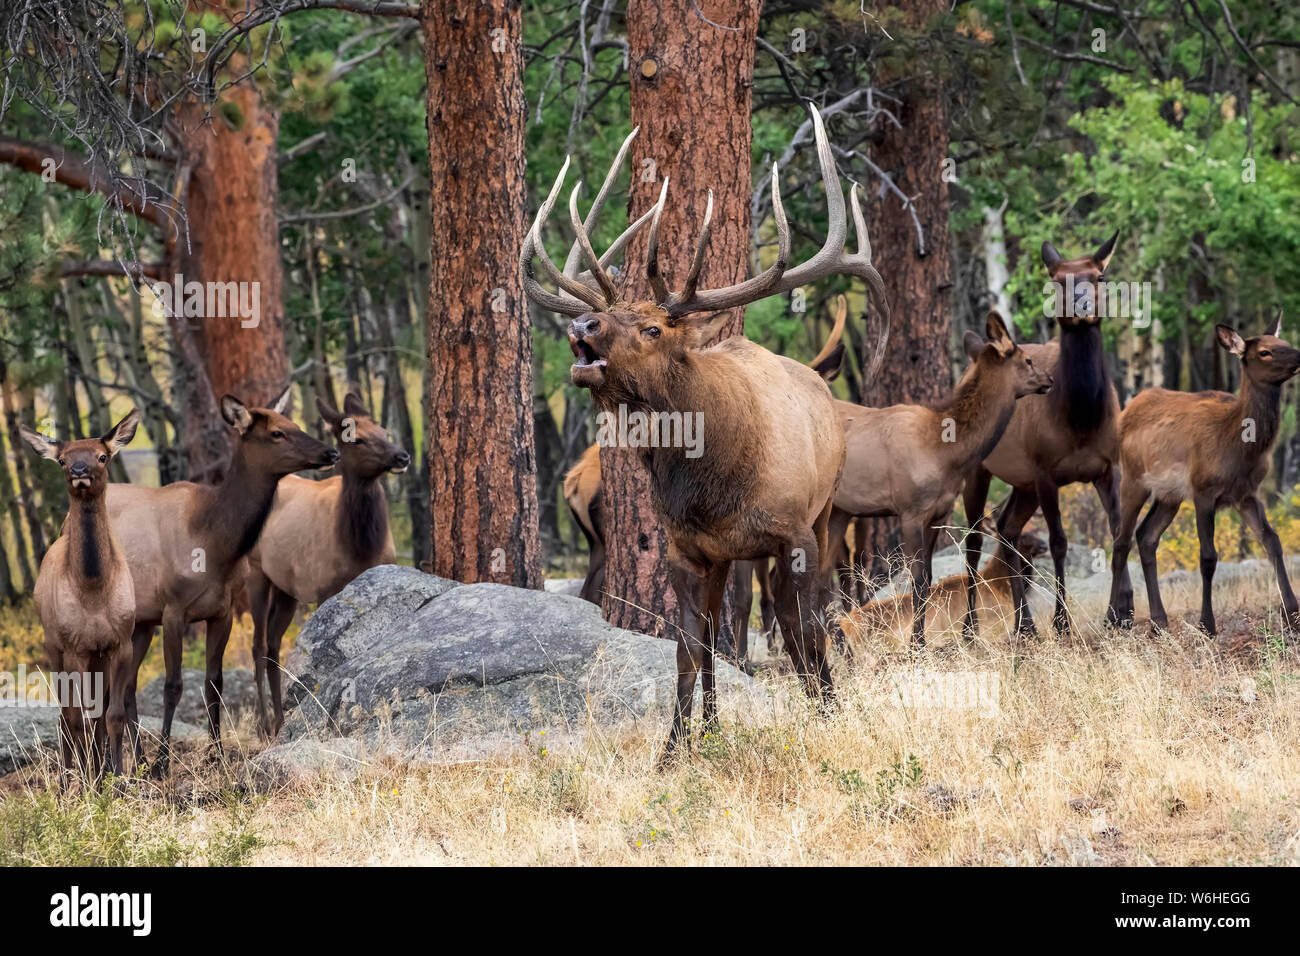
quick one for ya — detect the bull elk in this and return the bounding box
[829,312,1052,647]
[1109,315,1300,634]
[961,232,1129,638]
[244,392,410,737]
[523,104,889,759]
[107,390,338,773]
[21,411,140,779]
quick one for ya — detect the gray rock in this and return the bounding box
[282,565,769,762]
[249,737,363,787]
[0,705,60,773]
[135,715,207,744]
[544,578,586,598]
[138,668,258,727]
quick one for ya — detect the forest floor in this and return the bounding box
[1,566,1298,866]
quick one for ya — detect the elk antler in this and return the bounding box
[521,104,892,378]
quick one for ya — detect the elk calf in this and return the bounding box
[108,391,338,773]
[523,105,889,759]
[22,411,140,779]
[830,313,1052,648]
[244,392,410,737]
[1109,316,1300,634]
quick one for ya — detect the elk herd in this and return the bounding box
[17,105,1300,778]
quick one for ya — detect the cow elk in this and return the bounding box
[244,392,410,737]
[962,232,1129,639]
[829,312,1052,648]
[839,516,1048,648]
[21,411,140,780]
[1109,315,1300,634]
[107,390,338,773]
[523,105,889,760]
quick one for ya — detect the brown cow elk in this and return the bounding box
[21,411,140,779]
[961,232,1129,639]
[244,392,409,737]
[523,105,889,760]
[839,516,1048,647]
[1109,315,1300,634]
[829,312,1052,648]
[107,390,338,773]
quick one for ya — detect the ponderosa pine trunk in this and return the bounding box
[601,0,761,637]
[421,0,542,588]
[858,0,954,573]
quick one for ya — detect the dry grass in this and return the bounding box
[2,565,1300,866]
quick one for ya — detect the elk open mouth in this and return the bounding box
[71,477,91,488]
[570,336,608,386]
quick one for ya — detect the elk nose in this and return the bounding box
[324,448,341,465]
[68,462,90,477]
[570,316,600,339]
[394,451,411,468]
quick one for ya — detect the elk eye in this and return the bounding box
[57,458,65,467]
[270,430,285,439]
[1259,349,1272,357]
[643,326,661,339]
[1026,357,1033,366]
[98,454,107,463]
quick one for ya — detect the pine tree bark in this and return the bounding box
[602,0,762,636]
[859,0,954,570]
[421,0,542,588]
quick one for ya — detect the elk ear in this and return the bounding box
[18,424,59,461]
[963,329,986,362]
[100,409,140,457]
[1041,241,1062,275]
[1215,324,1246,357]
[1092,230,1119,271]
[1271,308,1283,338]
[316,396,342,431]
[269,385,293,416]
[220,395,254,434]
[685,311,731,349]
[342,392,368,418]
[985,311,1016,357]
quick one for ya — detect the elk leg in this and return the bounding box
[125,621,153,771]
[153,610,187,777]
[1035,478,1071,636]
[700,562,729,729]
[662,556,711,764]
[773,533,833,703]
[204,610,235,757]
[756,557,776,639]
[902,521,936,651]
[247,568,274,738]
[961,466,992,639]
[1095,468,1134,625]
[1192,498,1219,635]
[828,507,854,604]
[264,586,298,737]
[105,640,132,778]
[1136,499,1180,630]
[998,486,1041,638]
[580,533,606,605]
[1108,476,1146,627]
[729,560,754,675]
[1237,494,1300,629]
[852,517,871,605]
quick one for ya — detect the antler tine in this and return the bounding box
[847,182,891,381]
[563,126,639,278]
[646,177,671,304]
[678,189,714,304]
[569,181,621,304]
[520,156,601,317]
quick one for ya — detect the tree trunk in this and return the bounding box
[421,0,542,588]
[0,402,34,592]
[603,0,761,637]
[859,0,954,568]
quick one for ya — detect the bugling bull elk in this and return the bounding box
[523,105,890,758]
[1109,315,1300,634]
[829,312,1053,647]
[563,295,849,660]
[961,233,1129,638]
[107,390,338,773]
[245,392,410,737]
[21,411,140,779]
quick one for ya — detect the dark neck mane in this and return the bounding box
[1050,324,1112,434]
[196,451,282,565]
[67,496,109,585]
[337,472,389,561]
[1237,374,1284,453]
[936,361,1019,468]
